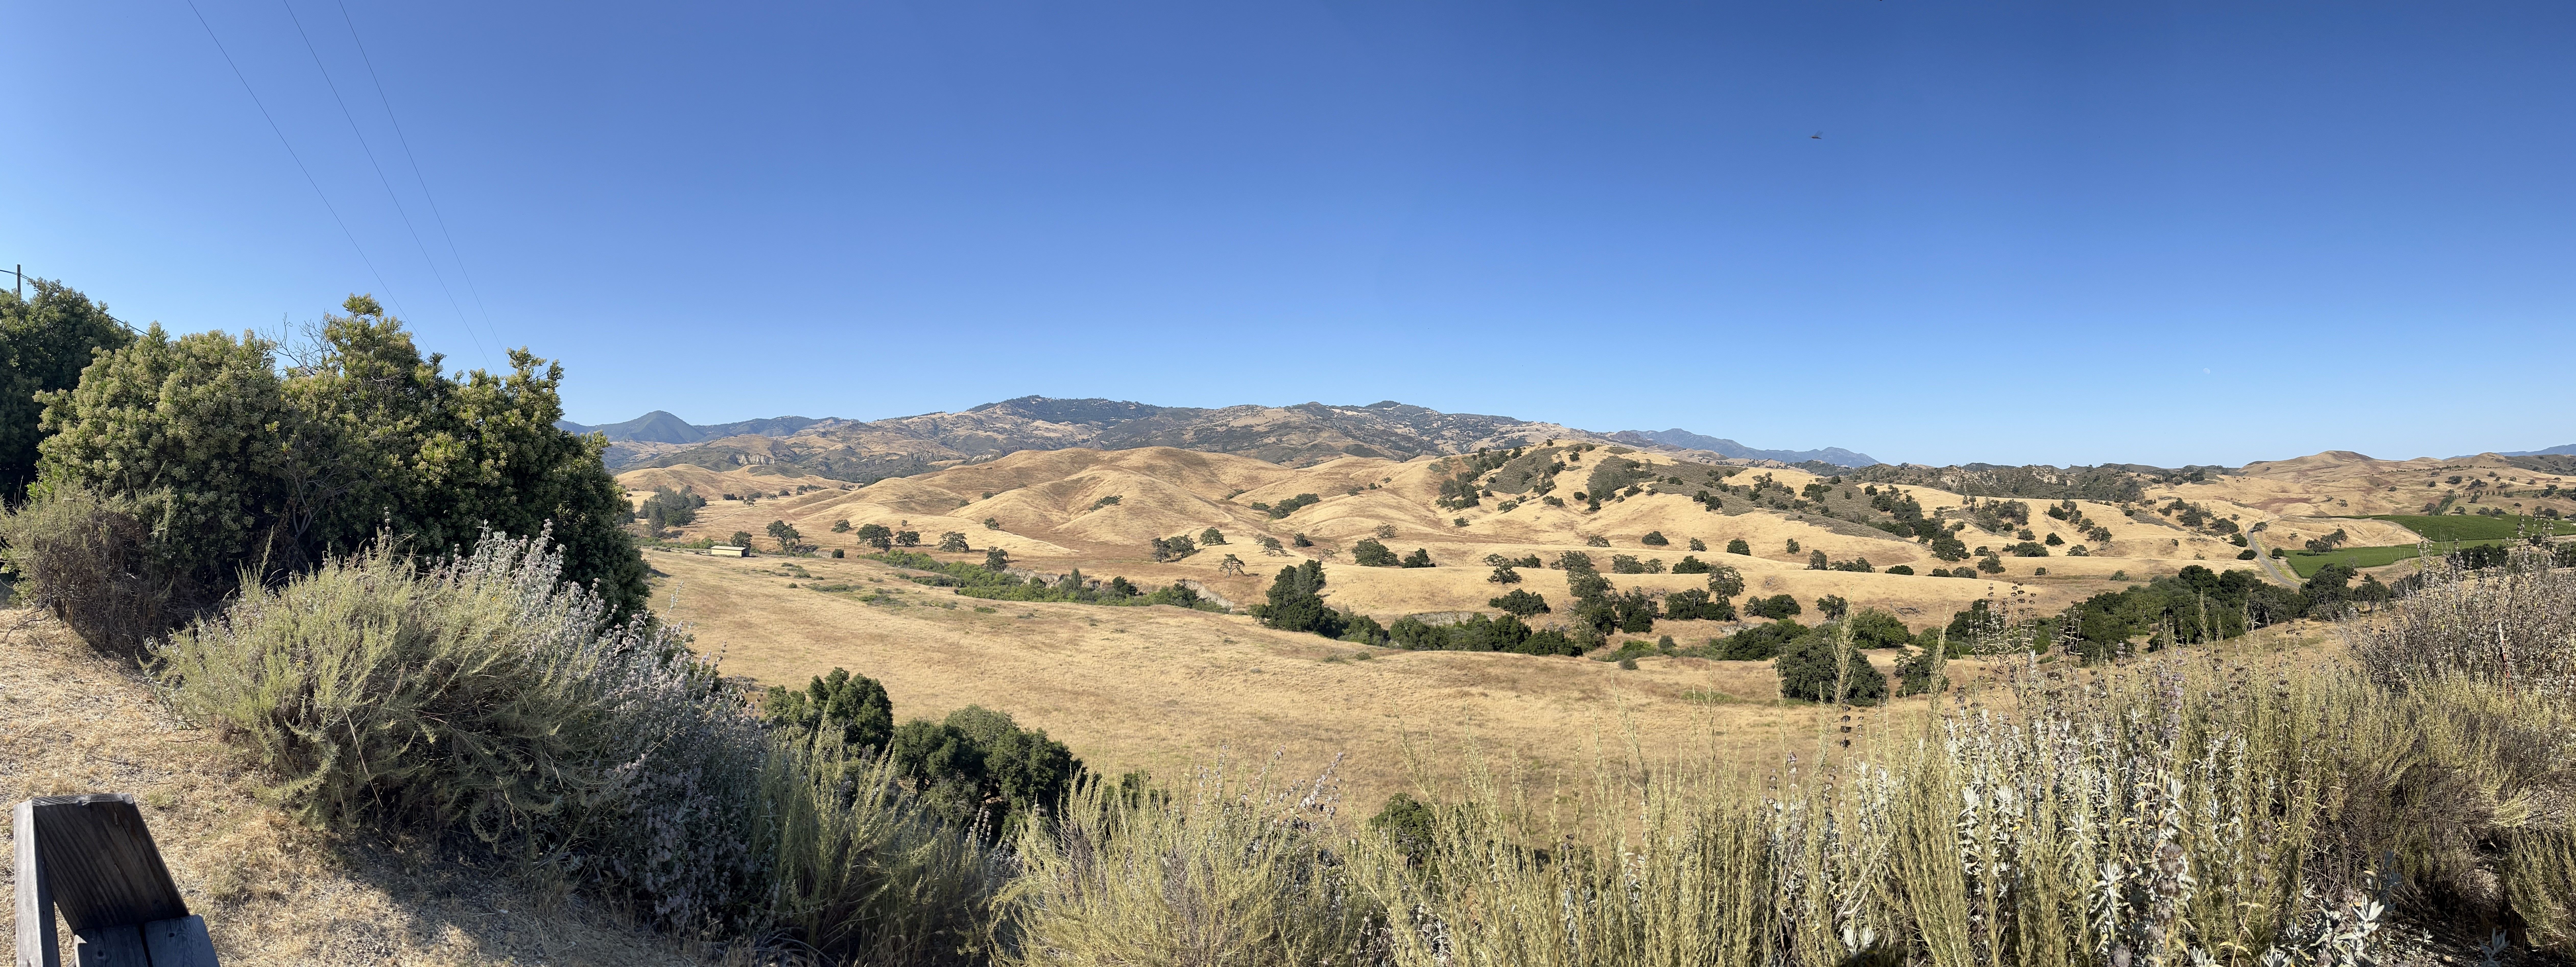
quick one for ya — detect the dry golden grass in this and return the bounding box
[636,445,2273,628]
[630,443,2413,814]
[2160,449,2575,520]
[0,614,699,967]
[646,549,2128,812]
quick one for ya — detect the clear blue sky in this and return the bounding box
[7,2,2570,467]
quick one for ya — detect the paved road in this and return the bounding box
[2246,535,2299,585]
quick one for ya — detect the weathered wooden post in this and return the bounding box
[12,794,218,967]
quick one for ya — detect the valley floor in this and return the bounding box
[648,549,2341,811]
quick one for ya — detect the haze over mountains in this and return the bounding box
[559,396,1885,479]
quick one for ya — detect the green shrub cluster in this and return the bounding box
[867,551,1218,612]
[1351,538,1400,567]
[636,486,705,532]
[1659,587,1734,621]
[1253,560,1345,639]
[8,299,645,649]
[1704,619,1806,660]
[1386,613,1580,655]
[1149,533,1198,561]
[1744,594,1802,620]
[0,279,132,498]
[1249,492,1320,518]
[1774,623,1887,705]
[1487,588,1551,616]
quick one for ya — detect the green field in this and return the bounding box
[2282,545,2456,578]
[2346,513,2576,542]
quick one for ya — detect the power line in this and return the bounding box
[183,0,409,329]
[332,0,514,365]
[276,0,489,368]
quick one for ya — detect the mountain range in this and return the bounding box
[557,396,1883,481]
[1607,429,1879,467]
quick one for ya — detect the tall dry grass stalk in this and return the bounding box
[2348,541,2576,692]
[1002,752,1376,966]
[1002,546,2576,964]
[755,731,1009,965]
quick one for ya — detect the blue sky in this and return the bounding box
[6,1,2570,467]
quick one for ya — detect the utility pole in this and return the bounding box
[8,264,20,300]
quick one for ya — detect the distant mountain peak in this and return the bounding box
[2485,443,2576,458]
[1611,428,1879,468]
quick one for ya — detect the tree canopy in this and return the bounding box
[22,299,646,637]
[0,279,131,498]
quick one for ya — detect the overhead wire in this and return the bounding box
[183,0,409,331]
[275,0,490,369]
[331,0,515,365]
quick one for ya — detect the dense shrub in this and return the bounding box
[887,706,1081,838]
[1387,613,1579,655]
[1351,538,1400,567]
[1612,587,1660,633]
[1725,538,1751,555]
[1705,564,1745,598]
[1639,530,1668,546]
[1708,619,1806,660]
[1894,646,1948,696]
[1660,587,1735,621]
[639,487,706,532]
[1488,589,1551,616]
[153,532,767,932]
[1745,594,1802,620]
[0,488,183,654]
[30,303,645,641]
[1775,625,1886,705]
[1671,555,1710,573]
[765,667,894,753]
[1254,560,1345,639]
[1845,608,1913,648]
[1399,548,1435,568]
[0,279,132,497]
